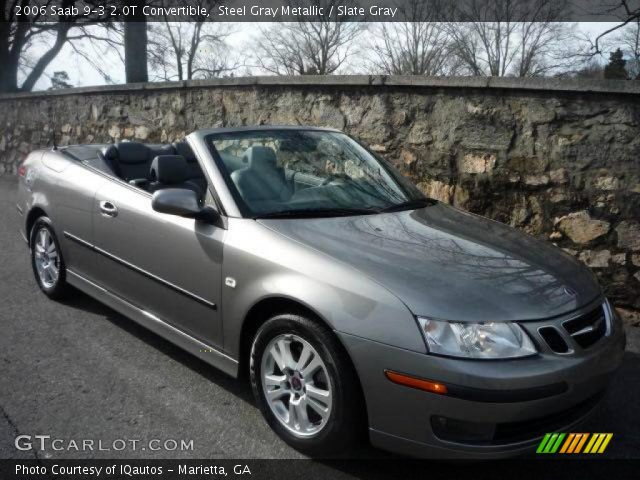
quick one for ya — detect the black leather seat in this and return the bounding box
[100,141,206,194]
[100,142,150,182]
[173,141,207,192]
[230,146,292,206]
[147,155,203,197]
[101,141,173,184]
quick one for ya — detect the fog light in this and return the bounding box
[431,416,496,443]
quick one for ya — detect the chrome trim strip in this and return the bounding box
[137,308,237,364]
[562,304,608,337]
[64,231,93,248]
[63,231,217,310]
[91,244,217,309]
[603,299,613,336]
[555,302,609,352]
[67,269,237,365]
[572,325,595,336]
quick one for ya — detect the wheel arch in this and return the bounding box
[238,295,329,378]
[26,206,48,243]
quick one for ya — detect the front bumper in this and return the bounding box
[338,301,626,459]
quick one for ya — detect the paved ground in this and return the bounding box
[0,177,639,463]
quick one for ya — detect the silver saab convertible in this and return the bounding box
[16,126,625,458]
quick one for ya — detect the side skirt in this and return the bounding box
[67,269,239,377]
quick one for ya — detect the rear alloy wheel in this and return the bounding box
[30,217,69,299]
[250,313,363,456]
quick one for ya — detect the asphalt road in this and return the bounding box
[0,177,639,465]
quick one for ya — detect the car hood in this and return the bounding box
[258,204,601,322]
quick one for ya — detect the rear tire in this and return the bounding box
[30,217,70,300]
[250,312,364,456]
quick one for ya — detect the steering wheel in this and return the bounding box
[321,173,352,186]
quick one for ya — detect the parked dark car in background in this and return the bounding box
[16,126,625,458]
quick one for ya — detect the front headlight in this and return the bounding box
[416,317,537,359]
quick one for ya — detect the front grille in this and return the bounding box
[539,326,570,353]
[563,305,607,349]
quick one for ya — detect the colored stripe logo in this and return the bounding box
[537,433,613,454]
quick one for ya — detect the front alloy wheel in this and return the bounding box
[34,227,59,288]
[250,313,363,456]
[30,217,69,299]
[261,333,333,438]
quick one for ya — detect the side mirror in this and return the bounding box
[152,188,223,227]
[152,188,201,217]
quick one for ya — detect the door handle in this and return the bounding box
[99,200,118,217]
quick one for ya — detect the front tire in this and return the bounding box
[250,313,363,456]
[30,217,69,300]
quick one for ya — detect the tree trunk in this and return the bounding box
[0,52,19,93]
[124,21,148,83]
[0,21,19,92]
[20,25,72,92]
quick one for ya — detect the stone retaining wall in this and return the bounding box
[1,76,639,310]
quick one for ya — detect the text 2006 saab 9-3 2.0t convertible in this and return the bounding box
[17,126,625,458]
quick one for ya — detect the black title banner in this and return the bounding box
[7,0,640,22]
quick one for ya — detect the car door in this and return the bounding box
[90,180,225,348]
[52,160,109,284]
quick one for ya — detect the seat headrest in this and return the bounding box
[149,144,175,159]
[104,141,151,164]
[243,146,277,170]
[172,142,197,163]
[101,144,118,161]
[150,155,188,184]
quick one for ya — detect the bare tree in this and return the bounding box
[591,1,640,54]
[512,20,585,76]
[194,40,241,79]
[447,0,582,77]
[64,0,235,85]
[562,58,604,79]
[148,21,237,81]
[58,21,146,86]
[369,0,453,75]
[0,0,97,92]
[66,23,124,85]
[611,19,640,78]
[0,0,149,92]
[146,0,238,81]
[250,0,366,75]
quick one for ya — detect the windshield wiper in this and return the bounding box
[378,197,437,213]
[255,207,378,219]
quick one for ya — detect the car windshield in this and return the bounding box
[206,129,429,218]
